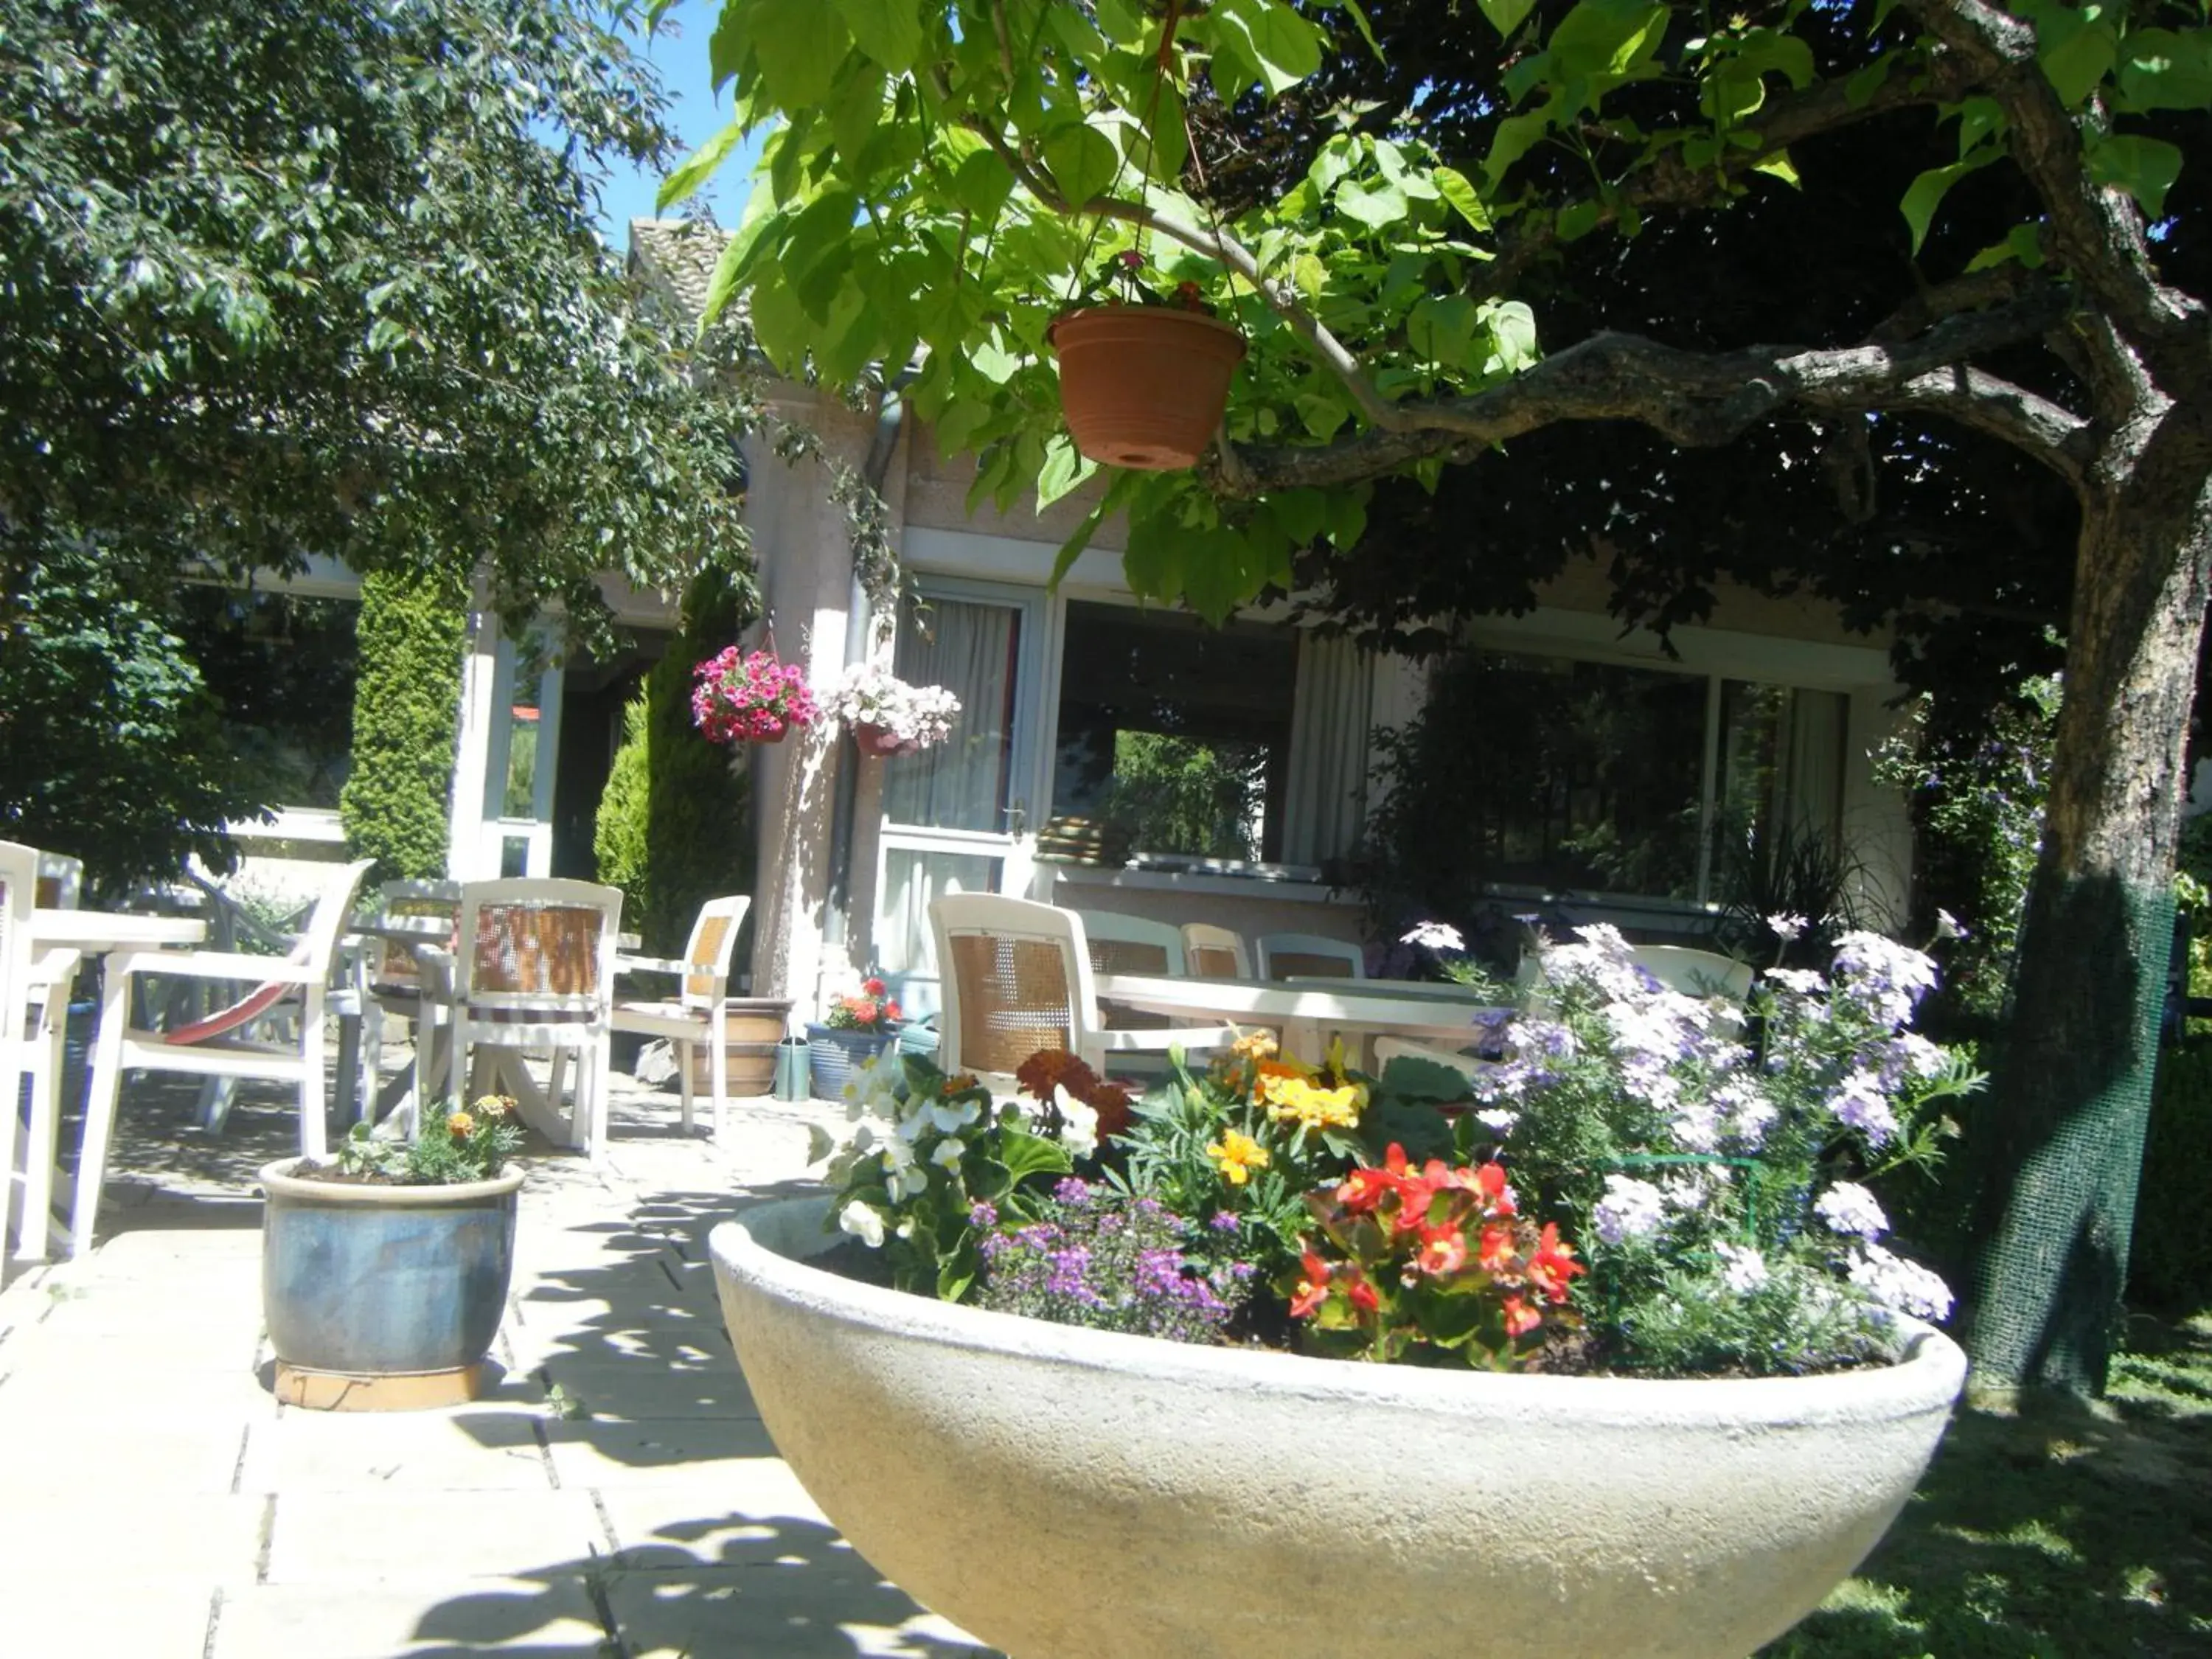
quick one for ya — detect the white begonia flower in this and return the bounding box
[1814,1180,1888,1242]
[844,1051,902,1121]
[1052,1084,1099,1157]
[929,1136,966,1170]
[1593,1175,1668,1245]
[1714,1241,1770,1293]
[915,1095,982,1135]
[837,1199,886,1248]
[885,1163,931,1202]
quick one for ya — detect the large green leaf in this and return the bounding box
[830,0,924,74]
[658,117,748,211]
[1043,119,1121,210]
[1900,153,1997,255]
[748,0,852,109]
[1477,0,1539,38]
[2087,131,2184,218]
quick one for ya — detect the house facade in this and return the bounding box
[220,218,1921,1027]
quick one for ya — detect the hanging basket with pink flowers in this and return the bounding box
[691,647,819,745]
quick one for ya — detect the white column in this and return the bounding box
[446,607,501,881]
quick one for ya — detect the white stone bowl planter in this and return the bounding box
[709,1197,1966,1659]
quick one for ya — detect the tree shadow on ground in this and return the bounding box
[1763,1316,2212,1657]
[435,1181,1002,1657]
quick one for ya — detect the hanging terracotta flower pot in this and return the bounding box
[1048,305,1246,471]
[852,721,920,758]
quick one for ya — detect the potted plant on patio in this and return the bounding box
[709,926,1981,1658]
[804,975,903,1100]
[690,644,818,745]
[1047,250,1246,471]
[260,1098,525,1411]
[826,661,961,758]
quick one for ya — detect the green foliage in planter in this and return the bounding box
[594,689,652,940]
[341,567,466,883]
[2130,1042,2212,1318]
[591,571,754,956]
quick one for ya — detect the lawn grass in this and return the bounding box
[1762,1312,2212,1657]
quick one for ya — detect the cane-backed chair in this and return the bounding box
[612,894,751,1138]
[1179,922,1252,981]
[449,879,622,1161]
[1256,931,1367,981]
[1074,911,1185,1033]
[73,857,374,1256]
[931,894,1238,1088]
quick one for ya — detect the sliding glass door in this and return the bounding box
[873,581,1046,1016]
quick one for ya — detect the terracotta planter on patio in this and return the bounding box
[1048,305,1245,470]
[260,1158,524,1411]
[709,1195,1968,1659]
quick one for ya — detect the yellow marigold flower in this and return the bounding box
[1262,1077,1364,1131]
[446,1110,475,1138]
[472,1095,511,1118]
[1206,1130,1271,1186]
[1231,1029,1278,1062]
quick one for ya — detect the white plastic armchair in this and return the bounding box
[74,857,374,1258]
[1256,931,1367,981]
[612,894,751,1138]
[931,894,1239,1088]
[1179,922,1252,980]
[4,842,83,1262]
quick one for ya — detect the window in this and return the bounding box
[1448,650,1846,902]
[1052,601,1298,862]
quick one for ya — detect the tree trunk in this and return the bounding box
[1966,413,2212,1394]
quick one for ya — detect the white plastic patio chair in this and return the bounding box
[931,894,1239,1088]
[1074,911,1184,1034]
[356,879,463,1128]
[448,878,622,1161]
[611,894,751,1138]
[1371,1034,1498,1088]
[1179,922,1252,980]
[4,843,83,1262]
[1256,931,1367,981]
[73,857,374,1257]
[1628,945,1755,1003]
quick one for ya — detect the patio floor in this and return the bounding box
[0,1057,994,1658]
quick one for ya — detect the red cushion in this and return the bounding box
[162,980,293,1046]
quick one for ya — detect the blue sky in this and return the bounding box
[591,8,762,247]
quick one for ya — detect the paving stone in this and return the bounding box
[0,1415,250,1495]
[0,1577,219,1658]
[238,1403,554,1492]
[212,1575,610,1658]
[261,1488,610,1584]
[541,1419,779,1489]
[594,1474,840,1570]
[0,1492,263,1582]
[538,1356,760,1422]
[605,1564,990,1657]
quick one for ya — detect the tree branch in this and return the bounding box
[1902,0,2206,396]
[1204,294,2092,495]
[1471,50,1980,302]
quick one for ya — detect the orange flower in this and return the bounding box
[1478,1222,1517,1273]
[1527,1223,1586,1303]
[1415,1225,1469,1278]
[1502,1295,1541,1338]
[1289,1251,1332,1318]
[446,1110,474,1138]
[1015,1048,1093,1102]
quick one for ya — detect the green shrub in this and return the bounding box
[590,570,754,957]
[340,566,467,882]
[2130,1042,2212,1316]
[594,691,652,938]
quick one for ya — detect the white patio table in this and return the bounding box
[18,910,209,1259]
[1093,972,1514,1062]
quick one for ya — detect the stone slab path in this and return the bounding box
[0,1065,994,1658]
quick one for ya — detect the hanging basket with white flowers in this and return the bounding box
[829,663,961,757]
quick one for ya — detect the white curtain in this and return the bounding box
[1784,689,1847,841]
[1282,633,1374,866]
[885,599,1018,833]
